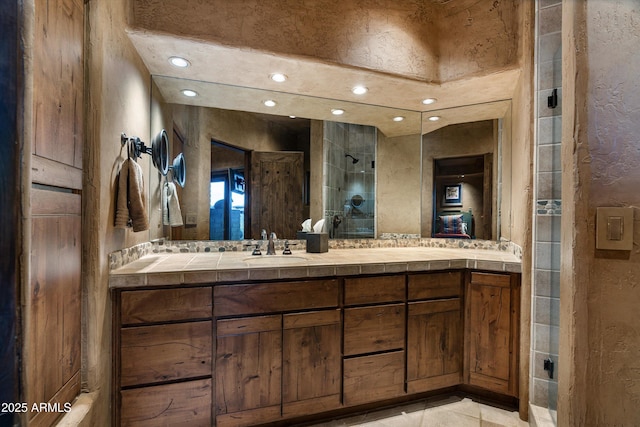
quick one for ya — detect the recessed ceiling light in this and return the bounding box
[264,99,277,107]
[422,98,437,105]
[270,73,287,83]
[428,116,440,121]
[169,56,190,68]
[331,108,345,115]
[352,86,368,95]
[289,115,297,119]
[181,89,197,97]
[393,116,405,122]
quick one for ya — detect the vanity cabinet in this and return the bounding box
[112,268,521,426]
[406,272,463,393]
[343,276,406,406]
[213,279,341,427]
[114,286,213,426]
[465,271,520,397]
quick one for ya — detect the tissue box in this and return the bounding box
[306,233,328,253]
[296,231,308,240]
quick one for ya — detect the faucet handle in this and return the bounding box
[282,240,297,255]
[244,242,262,255]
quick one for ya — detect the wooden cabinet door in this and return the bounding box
[215,315,282,427]
[343,351,405,406]
[282,310,342,418]
[407,298,462,393]
[120,379,212,427]
[465,272,519,396]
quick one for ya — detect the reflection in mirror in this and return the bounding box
[324,122,376,239]
[150,76,511,242]
[421,101,512,242]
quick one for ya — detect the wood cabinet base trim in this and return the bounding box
[468,372,510,396]
[215,405,281,427]
[283,394,342,418]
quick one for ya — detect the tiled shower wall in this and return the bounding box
[323,122,376,238]
[532,0,562,411]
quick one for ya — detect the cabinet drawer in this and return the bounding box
[120,321,212,387]
[344,275,405,305]
[120,378,211,426]
[470,271,511,287]
[408,272,462,300]
[214,279,339,316]
[120,287,212,325]
[344,303,405,355]
[344,351,405,406]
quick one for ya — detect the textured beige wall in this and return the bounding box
[560,1,640,425]
[436,0,521,81]
[421,121,496,238]
[149,79,174,239]
[82,0,154,425]
[131,0,520,84]
[510,67,534,422]
[376,132,422,236]
[132,0,440,82]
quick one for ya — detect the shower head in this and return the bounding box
[345,154,360,164]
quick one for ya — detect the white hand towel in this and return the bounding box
[162,181,184,227]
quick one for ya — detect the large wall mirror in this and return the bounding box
[128,1,520,243]
[150,76,512,242]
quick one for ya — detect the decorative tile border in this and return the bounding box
[108,242,152,271]
[110,238,523,271]
[537,199,562,215]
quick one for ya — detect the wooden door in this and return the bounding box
[26,0,84,425]
[465,272,518,396]
[282,310,342,418]
[407,299,462,393]
[250,151,304,240]
[215,315,282,427]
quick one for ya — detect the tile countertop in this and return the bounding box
[109,247,521,289]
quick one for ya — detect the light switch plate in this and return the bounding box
[185,212,197,225]
[596,207,633,250]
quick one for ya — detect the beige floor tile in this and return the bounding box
[479,404,527,427]
[439,397,481,418]
[421,410,479,427]
[307,398,528,427]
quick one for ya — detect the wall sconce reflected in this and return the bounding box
[168,152,186,188]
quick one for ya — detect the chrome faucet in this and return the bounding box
[267,232,277,255]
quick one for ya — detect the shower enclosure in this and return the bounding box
[323,122,376,239]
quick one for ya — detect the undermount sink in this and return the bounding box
[243,255,309,265]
